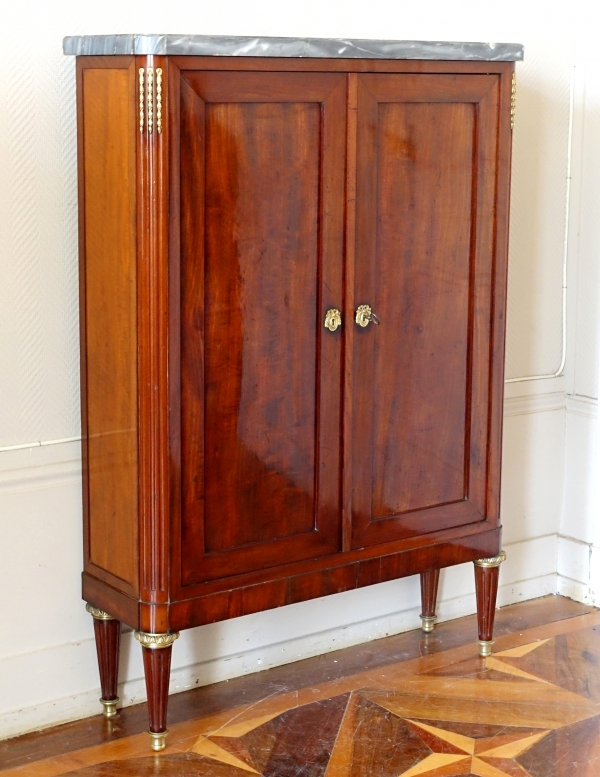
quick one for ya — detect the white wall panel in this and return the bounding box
[557,535,590,584]
[0,14,80,447]
[505,43,572,379]
[561,397,598,544]
[573,49,600,399]
[501,402,565,544]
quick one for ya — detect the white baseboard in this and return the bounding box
[0,571,558,742]
[557,574,591,604]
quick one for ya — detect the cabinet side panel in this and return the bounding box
[81,64,138,590]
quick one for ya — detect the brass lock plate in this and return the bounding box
[324,308,342,332]
[355,304,372,327]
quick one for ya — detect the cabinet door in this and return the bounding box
[349,73,501,549]
[178,71,346,584]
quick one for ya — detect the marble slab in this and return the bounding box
[63,35,523,61]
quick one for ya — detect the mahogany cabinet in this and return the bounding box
[65,34,522,750]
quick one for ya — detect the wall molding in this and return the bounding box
[503,391,566,417]
[565,394,598,418]
[0,458,81,495]
[0,440,81,496]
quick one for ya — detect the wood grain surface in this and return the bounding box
[349,73,501,549]
[78,58,139,595]
[177,71,346,586]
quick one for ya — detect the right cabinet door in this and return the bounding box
[349,73,502,549]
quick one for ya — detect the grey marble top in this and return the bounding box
[63,35,523,61]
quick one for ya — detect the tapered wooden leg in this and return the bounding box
[86,603,121,718]
[135,631,180,751]
[420,569,440,633]
[474,551,506,657]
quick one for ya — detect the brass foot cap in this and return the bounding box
[421,615,437,633]
[478,639,494,657]
[149,730,168,751]
[100,698,119,718]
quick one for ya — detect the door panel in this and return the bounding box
[350,74,500,549]
[179,71,346,584]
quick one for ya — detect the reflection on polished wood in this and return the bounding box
[3,596,600,776]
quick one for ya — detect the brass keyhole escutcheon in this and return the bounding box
[355,304,380,327]
[324,308,342,332]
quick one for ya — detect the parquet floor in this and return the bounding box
[2,596,599,776]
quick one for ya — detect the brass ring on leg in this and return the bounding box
[420,615,436,633]
[478,640,494,657]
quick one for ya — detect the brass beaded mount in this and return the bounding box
[511,73,517,130]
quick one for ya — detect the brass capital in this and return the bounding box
[134,631,180,649]
[474,550,507,569]
[86,603,114,621]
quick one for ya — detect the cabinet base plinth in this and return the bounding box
[421,615,437,633]
[478,639,494,657]
[149,730,168,751]
[100,697,119,718]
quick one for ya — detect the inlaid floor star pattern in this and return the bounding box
[192,688,556,777]
[2,597,600,777]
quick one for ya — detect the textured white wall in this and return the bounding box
[0,0,592,740]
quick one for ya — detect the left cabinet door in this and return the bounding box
[176,69,346,585]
